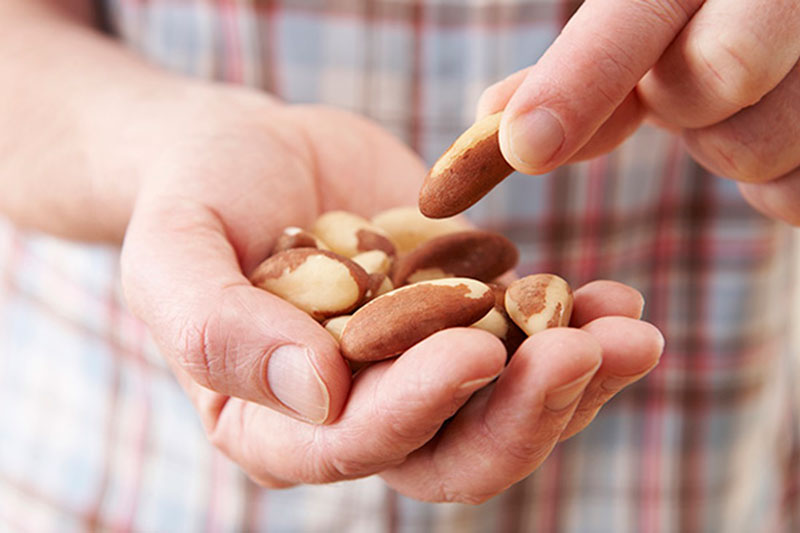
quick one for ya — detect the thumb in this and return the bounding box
[499,0,701,174]
[121,196,351,424]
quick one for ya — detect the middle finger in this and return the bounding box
[639,0,800,129]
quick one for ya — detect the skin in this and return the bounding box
[478,0,800,226]
[0,0,666,503]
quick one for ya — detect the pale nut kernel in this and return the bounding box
[362,273,394,304]
[351,250,392,275]
[323,315,352,343]
[312,211,397,258]
[340,277,495,362]
[419,112,514,218]
[371,206,467,254]
[471,308,509,339]
[482,282,526,357]
[271,226,329,254]
[250,248,369,320]
[392,230,519,286]
[504,274,573,336]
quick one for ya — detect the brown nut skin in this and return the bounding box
[419,112,514,218]
[250,248,369,320]
[505,274,573,336]
[340,278,495,362]
[392,230,519,286]
[271,226,327,254]
[312,211,397,258]
[474,283,526,359]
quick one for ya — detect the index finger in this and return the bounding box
[500,0,702,174]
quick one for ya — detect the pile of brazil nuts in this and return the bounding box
[250,207,573,365]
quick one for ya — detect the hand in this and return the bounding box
[120,87,663,502]
[477,0,800,225]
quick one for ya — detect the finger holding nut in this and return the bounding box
[215,327,505,487]
[381,327,602,502]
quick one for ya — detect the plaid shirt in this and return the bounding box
[1,0,799,531]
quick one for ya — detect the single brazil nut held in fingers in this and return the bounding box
[250,248,370,320]
[419,112,514,218]
[340,278,495,362]
[505,274,574,336]
[392,230,519,286]
[271,226,329,254]
[371,206,467,254]
[312,211,397,258]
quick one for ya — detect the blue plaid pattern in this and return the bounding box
[1,0,798,531]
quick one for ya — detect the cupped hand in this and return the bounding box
[120,86,663,502]
[121,88,422,425]
[477,0,800,225]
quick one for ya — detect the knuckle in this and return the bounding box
[634,0,696,28]
[371,377,447,445]
[173,307,227,390]
[585,37,639,106]
[477,415,547,467]
[313,428,403,482]
[695,31,771,110]
[690,130,772,182]
[323,450,404,481]
[381,406,439,445]
[174,313,214,379]
[325,456,377,480]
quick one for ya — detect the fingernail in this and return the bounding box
[455,375,496,401]
[507,108,564,168]
[544,364,599,411]
[267,345,329,424]
[636,294,646,320]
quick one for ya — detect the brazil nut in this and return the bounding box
[340,278,495,362]
[392,230,518,286]
[504,274,573,336]
[250,248,369,320]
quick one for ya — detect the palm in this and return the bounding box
[148,103,425,275]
